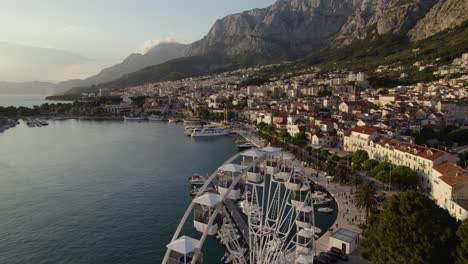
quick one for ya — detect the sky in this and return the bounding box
[0,0,275,82]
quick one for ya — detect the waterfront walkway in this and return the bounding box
[232,128,266,148]
[305,167,369,264]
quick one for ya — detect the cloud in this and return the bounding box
[139,33,177,54]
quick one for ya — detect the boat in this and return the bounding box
[237,142,256,150]
[317,207,334,213]
[188,174,206,185]
[168,117,182,123]
[184,125,202,136]
[190,185,214,196]
[124,115,145,121]
[313,198,333,205]
[191,125,229,137]
[147,115,164,121]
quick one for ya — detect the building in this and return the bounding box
[431,162,468,220]
[329,228,360,254]
[343,127,379,152]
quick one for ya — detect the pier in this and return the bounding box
[232,128,265,148]
[223,199,249,242]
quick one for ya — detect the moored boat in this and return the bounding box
[148,115,164,121]
[191,125,229,137]
[317,207,334,213]
[124,115,145,121]
[188,174,206,185]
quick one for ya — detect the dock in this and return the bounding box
[224,199,249,242]
[232,128,265,148]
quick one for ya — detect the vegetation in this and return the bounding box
[353,183,378,217]
[456,219,468,264]
[405,126,468,148]
[350,150,369,170]
[360,191,459,264]
[459,152,468,169]
[366,160,418,190]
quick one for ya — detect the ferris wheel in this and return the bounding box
[162,146,316,264]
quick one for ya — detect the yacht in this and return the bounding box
[191,125,229,137]
[148,115,164,121]
[184,125,202,136]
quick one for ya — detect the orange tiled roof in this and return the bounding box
[352,126,377,135]
[434,162,468,187]
[377,138,447,161]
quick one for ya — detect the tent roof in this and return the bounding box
[193,192,221,207]
[261,146,282,152]
[218,163,246,172]
[241,149,266,158]
[298,206,313,212]
[166,236,200,254]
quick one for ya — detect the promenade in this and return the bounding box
[232,128,266,148]
[306,167,369,264]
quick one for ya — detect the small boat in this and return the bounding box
[188,174,206,185]
[124,115,145,121]
[190,185,213,196]
[147,115,164,121]
[237,142,256,150]
[317,207,334,213]
[314,198,333,205]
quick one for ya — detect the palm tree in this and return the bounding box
[354,183,378,217]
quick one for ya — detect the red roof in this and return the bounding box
[434,162,468,187]
[352,126,377,135]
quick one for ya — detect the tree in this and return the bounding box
[362,159,379,171]
[360,191,458,264]
[353,183,378,217]
[456,218,468,264]
[391,166,418,190]
[351,150,369,170]
[290,131,308,147]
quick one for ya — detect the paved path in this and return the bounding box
[305,168,369,263]
[224,199,249,242]
[232,129,266,148]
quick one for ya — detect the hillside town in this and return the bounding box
[74,53,468,222]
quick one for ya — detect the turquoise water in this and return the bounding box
[0,120,336,263]
[0,94,69,107]
[0,120,234,263]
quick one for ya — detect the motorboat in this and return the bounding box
[185,125,202,136]
[188,174,206,185]
[317,207,334,213]
[237,142,256,150]
[313,198,333,205]
[191,125,229,137]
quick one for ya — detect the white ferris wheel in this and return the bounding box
[163,146,317,264]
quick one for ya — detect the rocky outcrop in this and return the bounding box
[408,0,468,40]
[187,0,356,59]
[376,0,438,35]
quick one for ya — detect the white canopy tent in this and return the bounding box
[241,149,266,158]
[261,146,283,153]
[218,163,246,173]
[193,193,221,207]
[166,236,200,255]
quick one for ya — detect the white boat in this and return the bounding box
[188,174,206,185]
[317,207,334,213]
[124,115,145,121]
[314,198,333,205]
[148,115,164,121]
[191,125,229,137]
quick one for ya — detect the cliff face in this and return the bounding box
[187,0,467,58]
[408,0,468,40]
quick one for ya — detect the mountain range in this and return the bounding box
[4,0,467,95]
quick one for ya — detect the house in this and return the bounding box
[343,127,379,152]
[329,228,360,255]
[339,101,368,114]
[432,162,468,220]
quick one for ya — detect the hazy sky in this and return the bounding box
[0,0,275,60]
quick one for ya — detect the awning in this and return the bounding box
[166,236,200,255]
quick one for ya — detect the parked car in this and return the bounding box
[328,250,349,261]
[330,247,345,256]
[314,256,330,264]
[320,252,337,263]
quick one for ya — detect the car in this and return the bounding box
[330,247,345,256]
[320,252,337,263]
[328,250,349,261]
[314,256,330,264]
[449,149,457,153]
